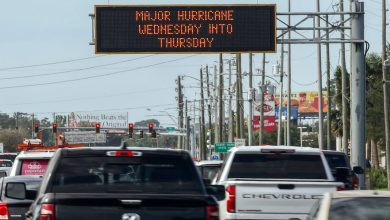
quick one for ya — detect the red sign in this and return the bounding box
[21,159,49,176]
[253,116,276,132]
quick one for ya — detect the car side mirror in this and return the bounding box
[206,185,226,201]
[203,178,211,185]
[353,166,364,174]
[6,182,26,200]
[335,167,349,182]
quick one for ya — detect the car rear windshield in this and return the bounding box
[0,160,12,167]
[228,153,327,179]
[51,155,203,194]
[324,153,348,170]
[329,197,390,220]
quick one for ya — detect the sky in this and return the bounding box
[0,0,388,127]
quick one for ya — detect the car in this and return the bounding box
[215,146,346,220]
[27,146,225,220]
[195,160,223,182]
[0,153,17,162]
[9,150,55,176]
[307,190,390,220]
[322,150,363,190]
[0,159,13,177]
[0,175,42,220]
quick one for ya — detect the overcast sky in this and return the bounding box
[0,0,387,127]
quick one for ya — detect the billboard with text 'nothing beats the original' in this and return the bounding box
[95,5,276,53]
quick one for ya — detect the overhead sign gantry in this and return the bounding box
[93,5,276,53]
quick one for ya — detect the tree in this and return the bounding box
[0,129,28,152]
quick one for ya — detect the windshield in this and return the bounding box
[51,155,203,194]
[324,153,348,171]
[228,153,327,179]
[199,166,221,181]
[329,197,390,220]
[0,160,12,167]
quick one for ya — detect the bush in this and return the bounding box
[368,168,388,189]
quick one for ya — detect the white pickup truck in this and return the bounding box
[214,146,345,220]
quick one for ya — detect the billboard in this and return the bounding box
[253,93,276,132]
[68,112,128,128]
[274,91,328,113]
[95,5,276,53]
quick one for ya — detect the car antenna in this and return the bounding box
[121,141,129,150]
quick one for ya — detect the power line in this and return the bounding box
[0,87,171,107]
[0,55,108,71]
[0,55,156,80]
[0,55,198,90]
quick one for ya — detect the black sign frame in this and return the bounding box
[95,4,276,54]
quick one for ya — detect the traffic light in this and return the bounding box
[34,123,39,133]
[140,130,144,139]
[151,130,157,138]
[128,123,134,138]
[95,122,101,133]
[148,123,154,133]
[206,130,212,149]
[52,123,57,133]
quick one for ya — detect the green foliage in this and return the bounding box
[0,129,28,152]
[368,168,388,190]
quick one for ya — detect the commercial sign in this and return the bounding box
[274,91,328,113]
[253,116,276,132]
[253,93,276,132]
[21,159,49,176]
[64,131,107,144]
[95,5,276,53]
[275,106,299,120]
[68,112,128,128]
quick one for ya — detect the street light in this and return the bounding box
[297,127,307,147]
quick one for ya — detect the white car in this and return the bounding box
[9,150,55,176]
[0,159,13,176]
[307,190,390,220]
[195,160,223,182]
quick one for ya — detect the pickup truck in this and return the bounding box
[214,146,346,220]
[26,146,225,220]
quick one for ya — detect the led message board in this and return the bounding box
[95,5,276,53]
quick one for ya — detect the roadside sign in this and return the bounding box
[234,138,246,147]
[95,5,276,53]
[165,127,176,132]
[214,142,235,153]
[210,154,220,160]
[64,131,106,144]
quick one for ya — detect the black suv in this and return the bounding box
[27,146,225,220]
[323,150,363,190]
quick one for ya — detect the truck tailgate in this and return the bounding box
[53,193,211,220]
[234,181,341,215]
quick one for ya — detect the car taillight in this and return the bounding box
[352,176,359,189]
[337,186,345,191]
[0,203,8,220]
[39,203,55,220]
[206,205,219,220]
[226,185,236,213]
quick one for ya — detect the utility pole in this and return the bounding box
[177,76,184,149]
[316,0,324,150]
[287,0,292,146]
[382,0,390,189]
[228,59,234,142]
[277,42,285,146]
[238,54,245,139]
[259,54,266,145]
[236,54,242,139]
[205,65,213,147]
[326,14,332,150]
[185,100,190,151]
[200,69,207,160]
[214,65,219,144]
[31,113,35,138]
[350,1,365,188]
[219,54,224,143]
[340,0,349,155]
[248,53,254,145]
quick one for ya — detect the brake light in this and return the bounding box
[337,186,345,191]
[226,185,236,213]
[106,151,142,157]
[206,205,219,220]
[260,149,295,154]
[0,203,8,220]
[39,203,55,220]
[352,176,359,189]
